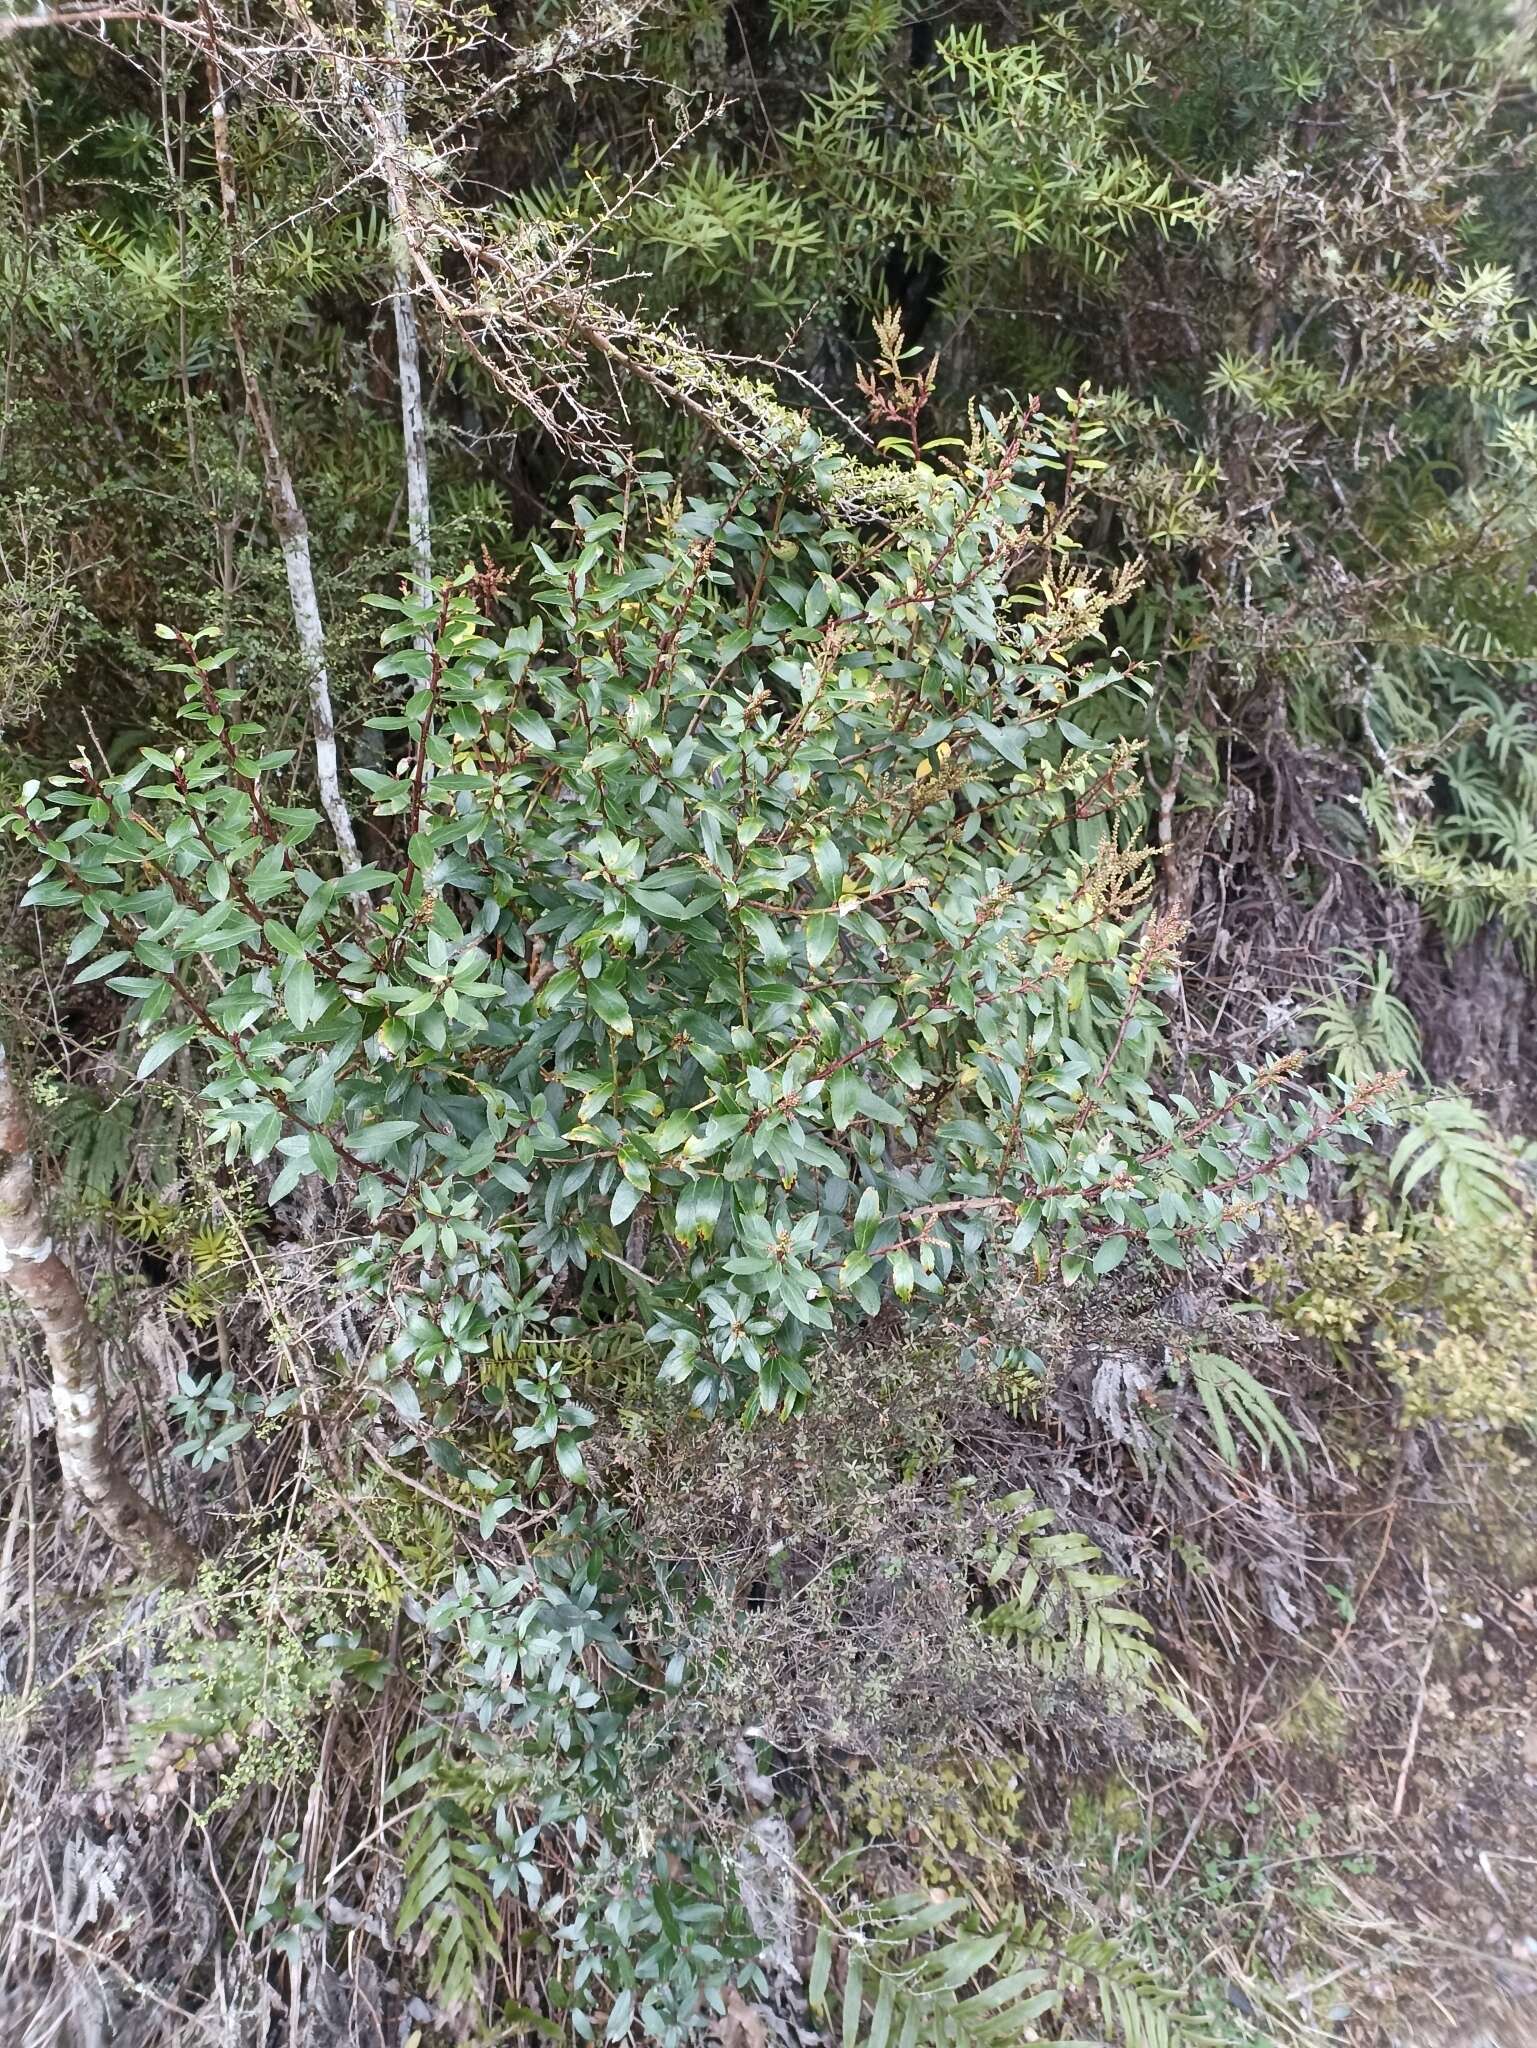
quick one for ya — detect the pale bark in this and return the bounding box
[381,0,432,611]
[201,7,362,869]
[391,266,432,609]
[0,1047,197,1584]
[278,521,357,864]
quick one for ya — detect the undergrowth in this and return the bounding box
[3,1,1537,2037]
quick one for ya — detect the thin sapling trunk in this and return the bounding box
[0,1045,197,1585]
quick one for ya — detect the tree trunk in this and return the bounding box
[391,256,432,608]
[0,1046,197,1585]
[201,5,362,870]
[276,509,359,870]
[382,0,433,611]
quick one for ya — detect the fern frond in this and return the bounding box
[1184,1350,1304,1474]
[977,1495,1162,1695]
[1053,1926,1223,2048]
[807,1873,1222,2048]
[388,1728,501,2014]
[808,1885,1058,2047]
[1389,1095,1526,1226]
[1302,950,1422,1087]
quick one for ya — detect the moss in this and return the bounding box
[1273,1677,1351,1759]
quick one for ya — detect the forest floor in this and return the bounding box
[1156,1454,1537,2047]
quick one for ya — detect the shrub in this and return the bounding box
[1268,1206,1537,1436]
[14,426,1379,1422]
[8,422,1387,2035]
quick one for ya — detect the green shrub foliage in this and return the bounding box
[15,430,1378,1419]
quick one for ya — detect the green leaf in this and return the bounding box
[809,1925,835,2016]
[348,1120,419,1162]
[538,967,582,1011]
[866,1970,897,2048]
[137,1027,192,1079]
[675,1175,725,1244]
[284,960,323,1030]
[263,919,306,958]
[741,907,788,967]
[630,883,691,920]
[974,717,1030,770]
[841,1950,864,2048]
[426,1436,468,1480]
[813,836,845,896]
[74,949,132,984]
[308,1129,339,1182]
[829,1070,862,1132]
[267,1150,307,1206]
[64,921,107,967]
[587,979,633,1037]
[509,708,556,750]
[805,912,840,969]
